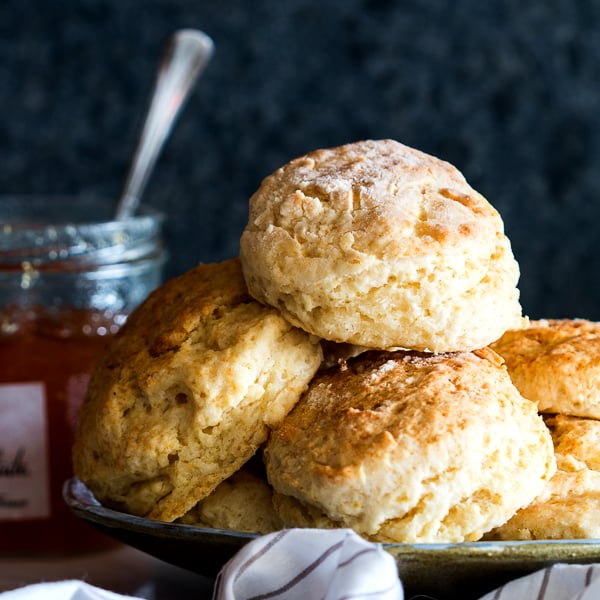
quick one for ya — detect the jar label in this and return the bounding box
[0,383,50,520]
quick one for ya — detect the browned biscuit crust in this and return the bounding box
[491,319,600,418]
[178,468,282,534]
[241,139,524,352]
[486,414,600,540]
[73,258,322,522]
[265,348,555,543]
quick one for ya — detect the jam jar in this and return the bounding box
[0,197,166,555]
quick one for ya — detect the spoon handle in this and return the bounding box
[115,29,214,220]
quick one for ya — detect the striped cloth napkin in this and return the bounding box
[214,529,600,600]
[3,531,600,599]
[213,528,403,600]
[478,563,600,600]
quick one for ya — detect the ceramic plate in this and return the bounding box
[64,477,600,600]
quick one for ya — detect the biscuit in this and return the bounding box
[178,468,282,534]
[272,491,340,531]
[264,348,555,543]
[490,319,600,418]
[73,258,323,522]
[546,413,600,472]
[484,470,600,540]
[240,139,524,352]
[485,414,600,540]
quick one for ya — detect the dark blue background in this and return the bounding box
[2,0,599,319]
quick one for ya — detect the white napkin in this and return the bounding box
[478,563,600,600]
[0,580,140,600]
[5,535,600,600]
[213,528,403,600]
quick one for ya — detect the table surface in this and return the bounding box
[0,544,216,599]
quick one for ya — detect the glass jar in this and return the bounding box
[0,197,166,555]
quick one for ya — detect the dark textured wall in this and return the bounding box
[2,0,599,320]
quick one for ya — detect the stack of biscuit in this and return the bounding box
[74,139,576,543]
[484,319,600,539]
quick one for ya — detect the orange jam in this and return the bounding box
[0,196,165,555]
[0,307,122,554]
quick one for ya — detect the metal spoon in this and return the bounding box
[114,29,214,220]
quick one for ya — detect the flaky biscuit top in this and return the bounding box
[246,139,501,261]
[240,139,523,351]
[265,347,555,542]
[491,318,600,418]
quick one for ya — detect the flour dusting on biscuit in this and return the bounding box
[240,139,524,352]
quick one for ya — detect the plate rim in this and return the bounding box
[63,476,600,558]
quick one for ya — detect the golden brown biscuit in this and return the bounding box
[490,319,600,418]
[265,348,555,543]
[73,258,323,522]
[272,491,340,531]
[547,413,600,471]
[179,468,282,534]
[240,139,524,352]
[484,470,600,540]
[485,414,600,540]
